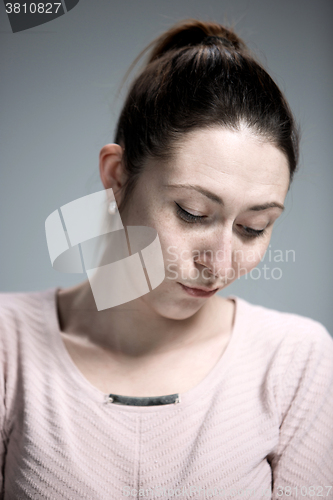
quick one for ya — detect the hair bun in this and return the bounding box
[201,34,236,49]
[147,19,247,63]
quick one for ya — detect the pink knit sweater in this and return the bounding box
[0,288,332,499]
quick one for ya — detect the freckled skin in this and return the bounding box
[106,126,290,320]
[57,126,290,395]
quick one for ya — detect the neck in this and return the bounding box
[57,280,233,358]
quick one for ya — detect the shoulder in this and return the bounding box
[0,289,42,327]
[0,288,58,443]
[0,288,57,350]
[232,297,333,424]
[0,287,58,398]
[234,295,333,352]
[232,296,333,395]
[0,287,55,314]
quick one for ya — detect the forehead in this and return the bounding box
[166,127,290,191]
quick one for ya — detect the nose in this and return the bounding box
[194,231,233,282]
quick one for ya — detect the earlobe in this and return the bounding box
[99,144,126,194]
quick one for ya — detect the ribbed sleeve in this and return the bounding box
[0,317,6,497]
[268,323,333,494]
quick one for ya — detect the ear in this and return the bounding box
[99,143,127,203]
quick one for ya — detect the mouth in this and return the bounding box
[177,283,219,298]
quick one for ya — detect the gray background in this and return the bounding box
[1,0,332,333]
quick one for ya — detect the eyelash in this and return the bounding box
[241,226,267,239]
[175,203,267,239]
[175,202,207,225]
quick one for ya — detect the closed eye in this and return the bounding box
[239,225,267,239]
[175,203,206,224]
[175,202,268,238]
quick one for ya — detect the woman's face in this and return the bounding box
[116,126,290,320]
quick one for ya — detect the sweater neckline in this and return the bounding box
[42,287,247,413]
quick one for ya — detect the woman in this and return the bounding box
[1,19,332,500]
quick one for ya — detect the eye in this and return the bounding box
[175,203,206,224]
[175,202,268,237]
[239,225,267,239]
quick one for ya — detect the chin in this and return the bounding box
[153,303,202,321]
[139,286,205,320]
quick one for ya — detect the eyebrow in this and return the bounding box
[164,183,285,212]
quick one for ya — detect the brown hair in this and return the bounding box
[114,19,299,214]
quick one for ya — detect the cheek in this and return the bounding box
[156,238,179,282]
[233,240,269,274]
[156,225,189,267]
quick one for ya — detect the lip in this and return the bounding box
[178,283,218,298]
